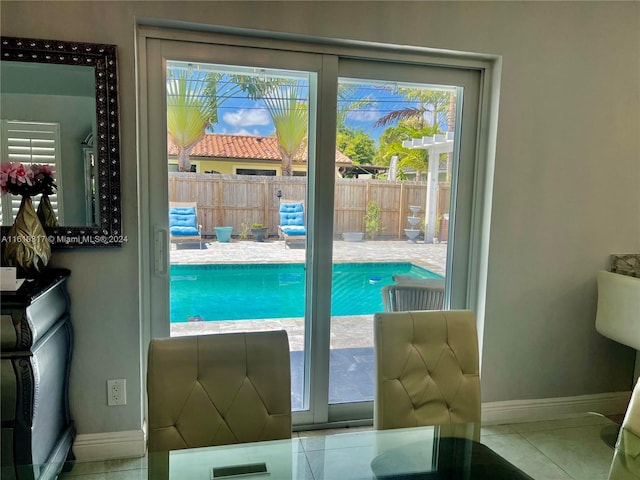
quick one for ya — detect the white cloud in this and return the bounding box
[346,109,381,122]
[223,108,271,127]
[231,128,257,136]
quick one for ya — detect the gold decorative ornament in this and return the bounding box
[4,196,51,277]
[37,194,59,228]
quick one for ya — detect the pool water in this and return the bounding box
[170,262,441,322]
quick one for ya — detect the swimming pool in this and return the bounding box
[170,262,441,322]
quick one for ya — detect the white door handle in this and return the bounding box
[154,226,168,276]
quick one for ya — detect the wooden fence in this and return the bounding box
[169,173,450,239]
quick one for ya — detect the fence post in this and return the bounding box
[397,182,404,239]
[216,175,224,227]
[169,175,176,202]
[263,177,269,231]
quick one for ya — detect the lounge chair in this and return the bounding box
[169,201,203,249]
[278,199,306,248]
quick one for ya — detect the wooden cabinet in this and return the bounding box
[1,269,75,480]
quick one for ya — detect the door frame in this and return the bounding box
[136,24,502,429]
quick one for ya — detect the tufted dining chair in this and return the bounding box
[146,330,291,477]
[608,378,640,480]
[373,310,481,439]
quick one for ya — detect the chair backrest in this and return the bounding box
[373,310,480,431]
[382,280,445,312]
[169,202,198,233]
[147,330,291,452]
[279,199,305,227]
[608,378,640,479]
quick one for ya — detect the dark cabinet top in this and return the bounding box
[1,269,71,307]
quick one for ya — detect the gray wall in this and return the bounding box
[1,1,638,436]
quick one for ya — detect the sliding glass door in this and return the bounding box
[326,59,480,421]
[141,33,481,427]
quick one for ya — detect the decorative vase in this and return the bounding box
[37,194,59,227]
[4,196,51,277]
[251,227,268,242]
[215,226,233,243]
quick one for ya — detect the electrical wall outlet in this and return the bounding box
[107,379,127,406]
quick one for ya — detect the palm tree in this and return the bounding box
[373,89,452,129]
[261,82,308,176]
[234,76,308,176]
[375,120,439,180]
[167,69,233,172]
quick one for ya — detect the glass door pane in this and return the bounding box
[164,59,314,413]
[329,67,467,411]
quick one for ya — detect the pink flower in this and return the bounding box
[10,163,32,186]
[0,162,55,196]
[31,164,54,177]
[0,162,11,194]
[30,164,55,183]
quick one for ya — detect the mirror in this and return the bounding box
[0,37,122,247]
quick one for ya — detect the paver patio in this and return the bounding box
[171,238,447,273]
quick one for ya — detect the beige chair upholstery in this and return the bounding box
[609,379,640,479]
[373,310,480,433]
[381,279,445,312]
[147,330,291,453]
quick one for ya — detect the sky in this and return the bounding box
[212,83,399,142]
[213,84,445,145]
[167,62,451,145]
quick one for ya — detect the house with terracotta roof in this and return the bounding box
[167,133,387,178]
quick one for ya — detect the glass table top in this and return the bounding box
[148,423,535,479]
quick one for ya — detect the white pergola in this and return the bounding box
[402,132,454,243]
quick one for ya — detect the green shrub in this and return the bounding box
[239,222,251,240]
[364,200,384,239]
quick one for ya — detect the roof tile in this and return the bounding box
[168,133,352,165]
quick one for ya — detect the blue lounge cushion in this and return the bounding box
[170,226,200,236]
[169,205,199,237]
[281,226,306,236]
[279,211,304,226]
[170,213,197,228]
[169,205,200,239]
[169,206,196,215]
[279,203,303,213]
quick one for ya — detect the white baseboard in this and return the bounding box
[72,429,146,462]
[481,390,632,424]
[71,392,631,461]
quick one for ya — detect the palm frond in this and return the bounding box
[337,84,375,128]
[261,82,308,157]
[373,107,422,128]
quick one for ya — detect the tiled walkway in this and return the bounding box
[171,238,448,274]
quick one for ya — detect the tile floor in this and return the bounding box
[60,414,619,479]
